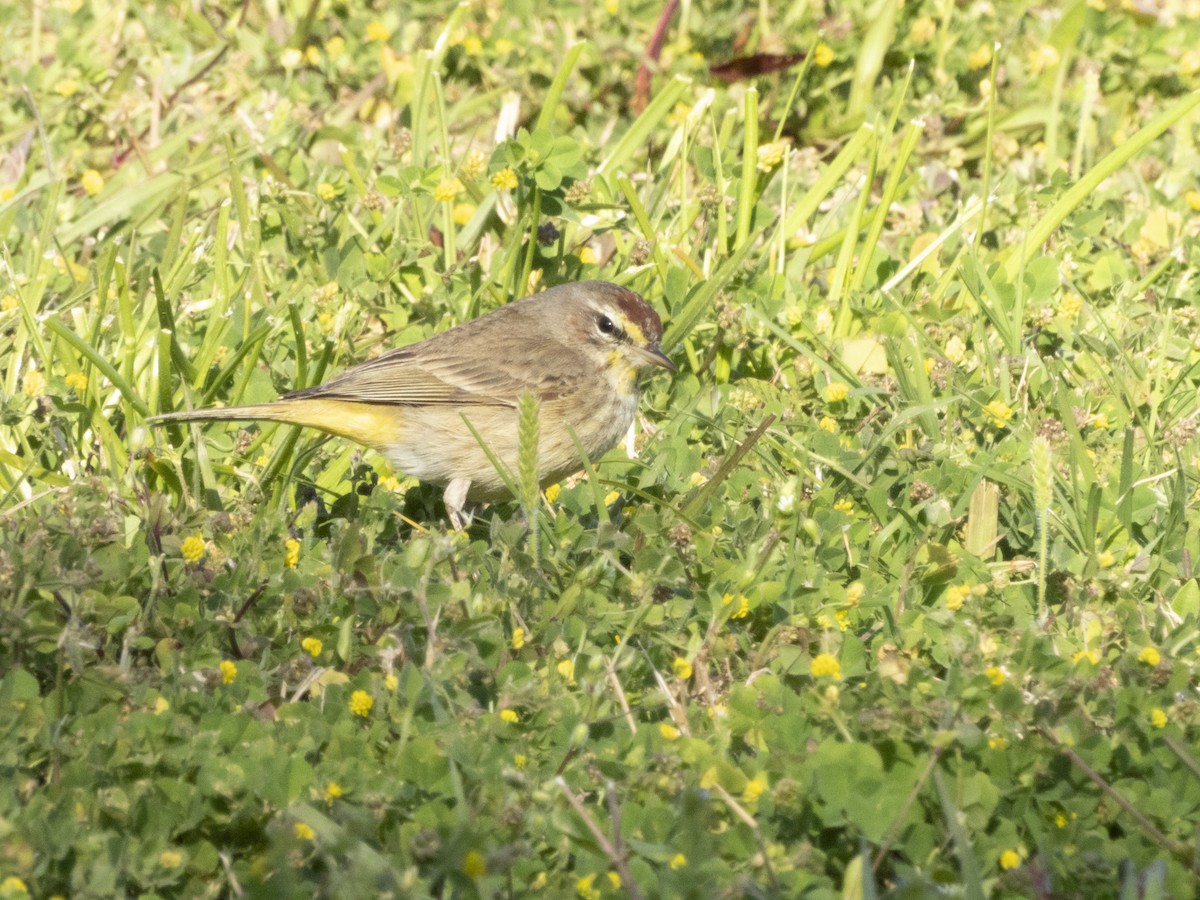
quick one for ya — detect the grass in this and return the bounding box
[3,1,1200,897]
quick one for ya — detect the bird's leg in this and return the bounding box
[443,477,472,532]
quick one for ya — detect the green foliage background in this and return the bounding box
[2,0,1200,897]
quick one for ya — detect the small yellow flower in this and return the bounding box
[452,202,476,225]
[514,753,527,768]
[1150,707,1167,728]
[576,873,600,900]
[349,689,374,717]
[492,167,518,192]
[65,372,88,390]
[823,381,849,403]
[301,637,322,658]
[22,370,46,398]
[985,666,1006,686]
[284,538,301,569]
[813,42,835,67]
[159,849,183,868]
[944,334,967,364]
[810,653,841,680]
[1138,646,1161,667]
[669,853,687,869]
[54,78,79,97]
[1054,812,1068,828]
[325,36,345,59]
[460,149,488,181]
[434,177,465,202]
[845,582,864,606]
[967,44,992,70]
[81,169,104,196]
[909,15,936,44]
[659,722,680,741]
[672,657,692,679]
[304,45,321,66]
[983,399,1013,429]
[280,47,303,69]
[463,849,487,878]
[1097,550,1116,568]
[462,35,483,56]
[602,490,620,506]
[181,534,206,563]
[756,141,787,173]
[0,878,28,896]
[1059,293,1083,318]
[543,483,561,503]
[1179,49,1200,77]
[219,660,238,684]
[1028,44,1060,74]
[365,21,390,42]
[1,295,17,311]
[743,772,768,802]
[324,782,343,801]
[833,498,854,514]
[1186,190,1200,211]
[316,182,337,201]
[1072,649,1100,665]
[577,245,598,265]
[500,708,519,723]
[833,609,850,632]
[606,872,621,890]
[385,673,398,691]
[945,583,970,612]
[999,849,1021,870]
[495,38,514,55]
[604,0,619,13]
[818,416,838,433]
[1091,413,1109,430]
[512,627,526,650]
[294,822,315,841]
[988,736,1008,750]
[721,593,750,619]
[153,696,170,715]
[557,659,575,682]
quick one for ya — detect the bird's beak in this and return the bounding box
[639,343,676,371]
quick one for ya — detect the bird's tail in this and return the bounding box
[148,398,403,449]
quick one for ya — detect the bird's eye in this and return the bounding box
[597,315,616,335]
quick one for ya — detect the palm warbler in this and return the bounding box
[151,280,673,526]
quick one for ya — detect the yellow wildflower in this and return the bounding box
[672,657,692,679]
[909,15,936,44]
[514,753,526,769]
[301,637,322,657]
[181,534,205,563]
[1028,44,1060,74]
[1097,550,1116,568]
[988,736,1007,750]
[65,372,88,390]
[1150,707,1167,728]
[945,583,970,611]
[544,483,561,503]
[22,371,45,398]
[1059,293,1083,318]
[325,782,343,801]
[845,582,864,606]
[81,169,104,195]
[452,202,476,225]
[1180,49,1200,77]
[810,653,841,679]
[294,822,315,840]
[823,381,849,403]
[833,609,850,632]
[512,627,526,650]
[54,78,79,97]
[818,416,838,432]
[500,709,519,723]
[385,673,398,691]
[557,659,575,682]
[316,182,337,201]
[434,177,465,202]
[304,45,321,66]
[606,872,620,890]
[756,141,787,172]
[669,853,687,869]
[722,593,750,619]
[349,689,374,717]
[1072,649,1100,665]
[813,42,835,67]
[743,772,768,802]
[153,697,170,715]
[1055,812,1068,828]
[0,878,28,896]
[603,490,620,506]
[463,849,487,878]
[462,36,483,56]
[280,47,303,69]
[1138,647,1161,667]
[1186,190,1200,211]
[983,399,1013,429]
[985,666,1006,686]
[577,873,600,900]
[659,723,680,741]
[834,498,854,514]
[159,850,183,868]
[495,38,514,55]
[284,538,300,569]
[577,245,598,265]
[325,35,345,59]
[219,660,238,684]
[365,21,390,42]
[1,295,17,310]
[999,849,1021,870]
[967,44,992,70]
[492,167,518,191]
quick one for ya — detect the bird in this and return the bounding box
[150,280,674,528]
